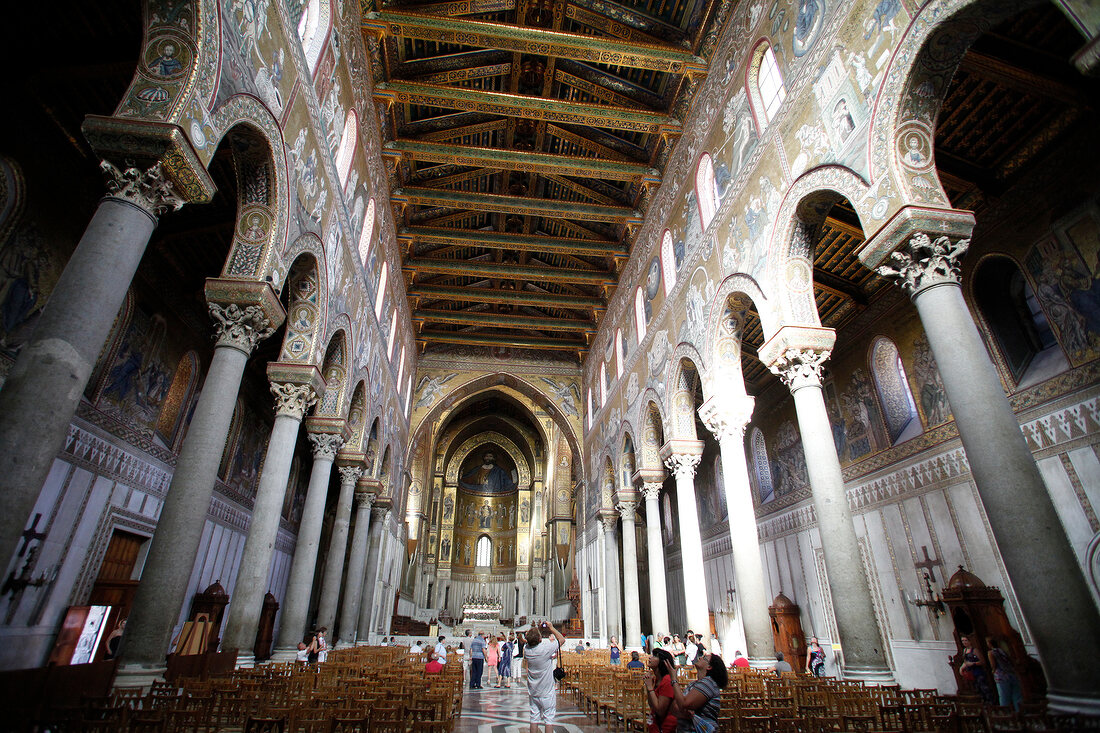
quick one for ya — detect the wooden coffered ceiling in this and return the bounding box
[363,0,720,359]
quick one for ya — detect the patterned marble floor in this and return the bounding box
[454,678,609,732]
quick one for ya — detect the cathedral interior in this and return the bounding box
[2,0,1100,717]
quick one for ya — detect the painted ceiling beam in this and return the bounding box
[401,226,628,257]
[394,186,641,223]
[364,11,706,75]
[375,81,680,134]
[412,0,517,17]
[385,140,658,182]
[416,330,589,351]
[408,284,605,309]
[413,309,597,332]
[404,258,615,284]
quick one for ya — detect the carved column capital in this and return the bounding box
[699,395,755,443]
[209,303,276,354]
[100,160,186,218]
[663,452,701,479]
[371,506,390,524]
[308,431,345,461]
[270,382,318,420]
[338,465,364,487]
[616,500,637,522]
[355,489,377,508]
[768,348,830,392]
[600,511,619,533]
[876,231,969,297]
[640,482,663,502]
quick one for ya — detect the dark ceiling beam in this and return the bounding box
[384,140,658,182]
[934,150,1004,195]
[364,11,706,74]
[394,186,640,223]
[416,330,589,351]
[563,4,666,46]
[413,166,501,187]
[400,226,628,257]
[412,0,516,16]
[813,269,868,306]
[567,0,687,43]
[396,49,511,79]
[963,35,1097,108]
[408,284,604,309]
[823,214,864,240]
[545,124,637,162]
[376,81,680,134]
[405,258,615,285]
[413,309,596,332]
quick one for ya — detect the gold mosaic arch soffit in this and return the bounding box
[445,431,531,489]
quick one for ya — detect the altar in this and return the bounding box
[461,593,502,624]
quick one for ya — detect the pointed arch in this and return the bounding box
[661,229,677,297]
[277,250,326,364]
[358,197,376,266]
[748,40,787,128]
[870,336,922,445]
[375,261,389,318]
[695,152,718,230]
[155,351,201,450]
[316,329,350,417]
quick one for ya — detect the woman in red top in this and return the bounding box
[644,648,679,733]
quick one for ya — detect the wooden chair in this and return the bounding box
[244,716,288,733]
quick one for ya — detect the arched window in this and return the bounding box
[387,309,398,359]
[404,375,413,417]
[375,261,388,318]
[296,0,331,75]
[476,535,492,567]
[661,230,676,296]
[695,153,718,230]
[870,337,921,445]
[396,345,406,386]
[600,362,608,405]
[750,428,774,503]
[155,352,199,449]
[587,389,594,429]
[974,257,1064,385]
[634,287,647,341]
[335,110,357,189]
[615,329,625,379]
[358,198,375,266]
[752,43,786,125]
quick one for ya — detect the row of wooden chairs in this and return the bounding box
[31,646,465,732]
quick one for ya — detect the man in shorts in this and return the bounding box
[524,621,566,733]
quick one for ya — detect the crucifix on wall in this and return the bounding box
[915,546,945,585]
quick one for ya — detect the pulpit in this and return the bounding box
[253,592,279,662]
[769,593,806,666]
[187,581,229,653]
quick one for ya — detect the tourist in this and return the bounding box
[671,635,686,666]
[315,627,328,663]
[434,635,448,664]
[425,651,444,674]
[486,633,500,687]
[380,635,389,646]
[525,621,566,733]
[986,636,1022,711]
[610,635,621,665]
[684,633,698,665]
[772,651,792,676]
[627,650,646,670]
[732,650,750,668]
[574,639,585,653]
[514,629,525,682]
[669,651,727,733]
[470,631,486,689]
[410,639,423,655]
[295,641,309,664]
[959,635,995,704]
[805,637,827,677]
[462,629,474,676]
[643,648,679,733]
[498,634,513,688]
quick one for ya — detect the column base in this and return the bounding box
[747,657,777,670]
[1048,691,1100,716]
[335,640,357,649]
[841,665,895,685]
[113,663,167,692]
[268,647,299,663]
[234,652,257,669]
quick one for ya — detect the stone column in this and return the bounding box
[760,330,892,683]
[1050,1,1100,74]
[271,424,346,658]
[315,463,361,634]
[617,499,642,651]
[222,366,322,666]
[868,216,1100,710]
[358,502,390,641]
[337,479,377,646]
[661,442,711,646]
[640,482,670,641]
[0,154,206,568]
[699,395,774,666]
[117,283,281,677]
[596,519,608,643]
[600,510,622,643]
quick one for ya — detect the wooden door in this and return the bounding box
[87,530,145,661]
